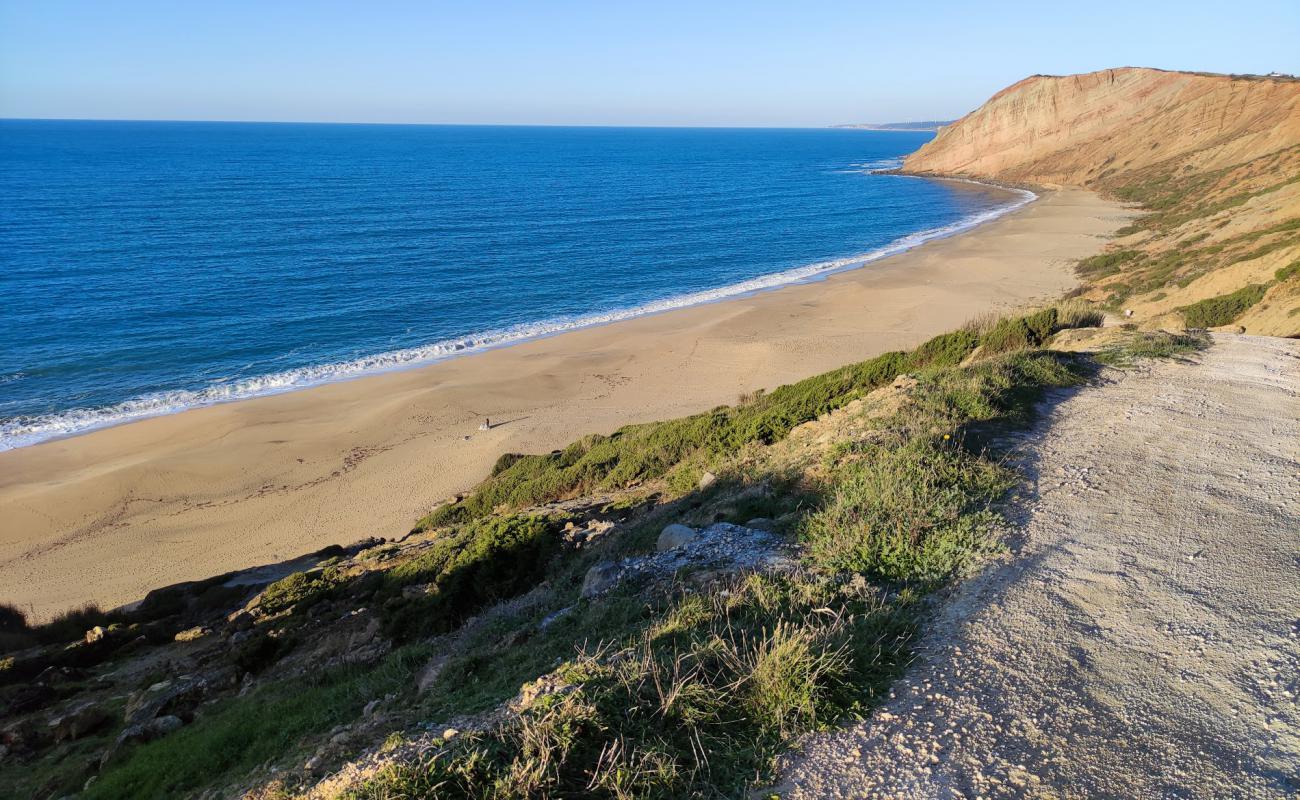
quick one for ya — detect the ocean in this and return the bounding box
[0,121,1030,450]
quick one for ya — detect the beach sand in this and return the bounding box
[0,188,1130,618]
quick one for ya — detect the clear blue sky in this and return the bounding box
[2,0,1297,126]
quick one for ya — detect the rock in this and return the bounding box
[227,612,254,633]
[100,715,185,768]
[442,727,460,740]
[124,674,206,726]
[744,517,777,532]
[657,524,699,552]
[580,561,622,598]
[174,626,208,642]
[84,626,107,644]
[362,699,381,717]
[148,715,183,736]
[48,701,110,743]
[698,471,718,490]
[539,605,575,630]
[416,654,449,694]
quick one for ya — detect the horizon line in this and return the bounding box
[0,116,946,131]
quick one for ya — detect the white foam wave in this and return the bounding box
[0,182,1035,451]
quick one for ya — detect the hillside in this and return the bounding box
[904,67,1300,336]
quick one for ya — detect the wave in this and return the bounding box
[0,181,1036,451]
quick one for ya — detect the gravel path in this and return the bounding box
[775,334,1300,799]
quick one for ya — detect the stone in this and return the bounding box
[84,626,107,644]
[442,727,460,740]
[656,524,699,552]
[124,674,206,726]
[580,561,621,598]
[363,699,381,717]
[744,517,777,532]
[697,471,718,490]
[48,701,110,743]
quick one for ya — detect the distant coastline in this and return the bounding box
[832,120,956,132]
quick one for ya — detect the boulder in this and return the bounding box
[48,701,110,743]
[124,674,206,726]
[100,715,185,768]
[580,561,622,598]
[697,471,718,490]
[84,626,107,644]
[744,517,777,532]
[656,524,698,552]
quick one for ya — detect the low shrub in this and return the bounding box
[1178,284,1268,327]
[344,574,916,800]
[803,438,1011,582]
[1076,249,1141,278]
[383,515,560,640]
[1275,259,1300,283]
[257,567,347,616]
[979,307,1057,354]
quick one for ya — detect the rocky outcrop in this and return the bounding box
[902,68,1300,186]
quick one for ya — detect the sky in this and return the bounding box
[2,0,1297,127]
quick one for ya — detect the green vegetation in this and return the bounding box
[1276,259,1300,283]
[1076,249,1141,278]
[258,568,348,616]
[1094,331,1209,367]
[344,574,914,800]
[1178,284,1268,327]
[422,308,1098,532]
[382,515,561,640]
[39,307,1159,800]
[979,308,1058,354]
[83,647,431,800]
[344,325,1098,799]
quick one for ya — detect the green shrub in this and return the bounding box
[979,308,1057,354]
[257,567,346,616]
[803,438,1012,582]
[1076,249,1141,278]
[904,329,979,369]
[383,516,559,639]
[1275,259,1300,283]
[86,646,431,800]
[1178,284,1268,327]
[344,574,915,800]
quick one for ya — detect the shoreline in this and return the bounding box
[1,177,1033,453]
[0,188,1131,618]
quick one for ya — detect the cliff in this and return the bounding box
[904,67,1300,336]
[902,67,1300,186]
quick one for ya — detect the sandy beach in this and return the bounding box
[0,188,1129,618]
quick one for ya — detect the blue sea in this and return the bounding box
[0,121,1031,450]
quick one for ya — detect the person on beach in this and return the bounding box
[480,418,491,431]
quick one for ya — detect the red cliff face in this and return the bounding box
[902,68,1300,187]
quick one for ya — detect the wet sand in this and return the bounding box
[0,188,1131,618]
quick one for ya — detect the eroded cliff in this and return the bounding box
[904,68,1300,335]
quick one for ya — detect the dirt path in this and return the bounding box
[776,334,1300,799]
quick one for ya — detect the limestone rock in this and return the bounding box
[581,561,622,598]
[48,701,110,743]
[656,524,699,552]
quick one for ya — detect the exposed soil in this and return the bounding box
[775,334,1300,798]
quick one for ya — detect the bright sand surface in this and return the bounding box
[0,188,1130,618]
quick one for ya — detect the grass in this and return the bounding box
[17,309,1123,800]
[381,515,562,640]
[342,574,916,800]
[344,340,1096,799]
[1178,284,1268,327]
[83,646,432,800]
[420,309,1096,532]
